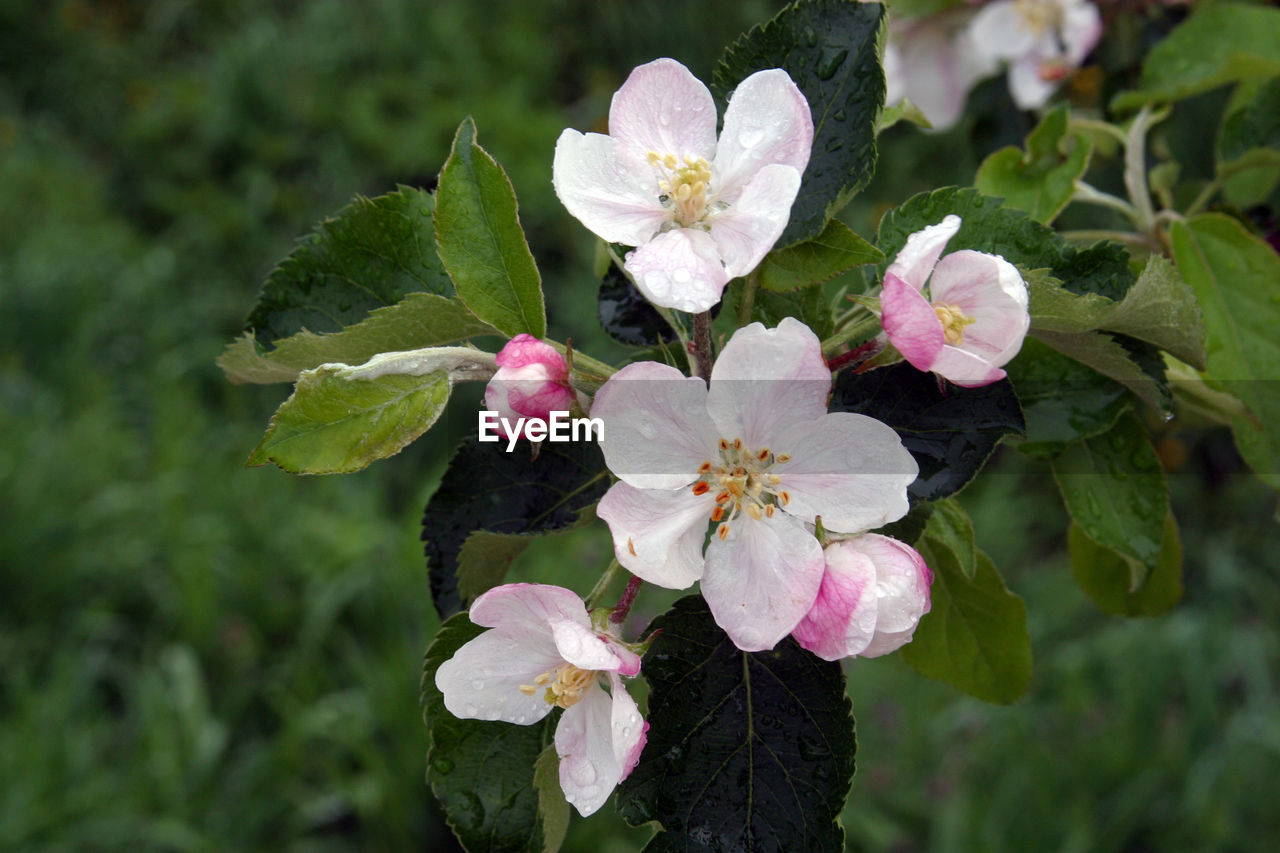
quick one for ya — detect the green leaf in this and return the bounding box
[901,544,1031,704]
[219,293,499,384]
[532,745,570,853]
[974,104,1092,225]
[421,614,559,853]
[424,440,609,618]
[1218,76,1280,210]
[830,363,1025,503]
[456,531,538,603]
[730,284,836,339]
[616,597,856,852]
[1005,337,1131,455]
[246,186,449,347]
[1171,213,1280,490]
[1031,328,1170,414]
[923,498,976,579]
[714,0,885,247]
[1027,256,1207,369]
[1112,1,1280,111]
[597,265,681,347]
[758,218,883,291]
[248,367,450,475]
[1051,412,1168,586]
[877,98,932,134]
[1069,513,1183,617]
[435,118,546,339]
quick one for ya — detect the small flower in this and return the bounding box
[792,534,933,661]
[880,214,1029,387]
[484,335,576,438]
[553,58,813,313]
[967,0,1102,109]
[881,10,996,131]
[434,583,646,816]
[591,317,917,652]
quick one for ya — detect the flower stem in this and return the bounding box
[609,575,644,625]
[692,311,713,385]
[826,337,881,372]
[737,267,760,327]
[820,314,881,355]
[1072,181,1142,223]
[585,558,622,609]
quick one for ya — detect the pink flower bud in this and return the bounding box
[484,335,576,436]
[792,534,933,661]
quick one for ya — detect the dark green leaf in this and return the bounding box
[830,363,1025,502]
[759,218,883,291]
[220,293,498,384]
[422,614,558,853]
[730,283,836,340]
[617,597,856,853]
[1219,76,1280,163]
[1112,1,1280,111]
[435,118,546,339]
[246,186,449,347]
[974,104,1092,224]
[1032,329,1171,414]
[875,501,934,547]
[714,0,885,246]
[923,498,976,579]
[1005,337,1131,456]
[1051,412,1168,586]
[598,265,679,347]
[423,439,609,618]
[1171,213,1280,490]
[901,543,1031,704]
[1069,512,1183,617]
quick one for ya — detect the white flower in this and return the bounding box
[880,214,1030,387]
[590,317,918,652]
[882,11,997,131]
[792,534,933,661]
[968,0,1102,109]
[434,583,646,817]
[553,58,813,313]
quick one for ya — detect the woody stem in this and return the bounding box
[692,311,713,385]
[610,576,644,625]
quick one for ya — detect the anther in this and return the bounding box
[715,491,730,504]
[746,504,763,521]
[765,505,775,517]
[757,448,770,461]
[698,461,712,474]
[718,438,729,450]
[717,524,730,540]
[711,506,725,522]
[627,538,637,556]
[780,491,791,505]
[692,482,710,496]
[733,438,742,450]
[776,453,791,463]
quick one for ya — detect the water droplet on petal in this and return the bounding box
[673,268,691,284]
[471,679,484,690]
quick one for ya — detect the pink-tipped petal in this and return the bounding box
[702,512,825,652]
[552,618,626,672]
[596,481,714,590]
[791,546,877,661]
[706,317,831,450]
[610,643,643,678]
[555,681,619,817]
[929,250,1029,366]
[435,629,562,724]
[591,360,720,490]
[608,673,647,781]
[624,228,729,313]
[881,271,945,371]
[553,130,669,246]
[931,345,1007,387]
[772,412,917,533]
[494,335,567,373]
[885,215,961,292]
[713,68,813,203]
[708,163,802,278]
[609,58,719,163]
[841,534,932,634]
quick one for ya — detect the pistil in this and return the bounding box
[691,438,792,538]
[647,151,713,227]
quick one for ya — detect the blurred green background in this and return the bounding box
[2,1,1277,850]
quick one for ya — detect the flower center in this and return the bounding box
[690,438,792,540]
[1013,0,1061,38]
[647,151,713,228]
[519,663,599,709]
[934,303,975,345]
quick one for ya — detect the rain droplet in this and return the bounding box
[431,756,455,775]
[817,47,848,80]
[825,137,844,153]
[471,679,484,690]
[673,268,691,283]
[803,25,818,47]
[464,704,478,716]
[738,127,765,149]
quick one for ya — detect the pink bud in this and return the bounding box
[791,534,933,661]
[484,335,576,437]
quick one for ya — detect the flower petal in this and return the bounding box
[1061,0,1103,65]
[881,270,945,372]
[885,214,960,292]
[707,163,802,278]
[705,316,831,450]
[469,583,591,636]
[713,68,813,203]
[596,481,714,589]
[555,680,618,817]
[609,58,718,161]
[435,629,561,724]
[702,512,825,651]
[895,22,985,131]
[929,249,1029,366]
[553,129,669,246]
[624,228,729,313]
[1007,55,1059,110]
[591,360,719,489]
[844,534,932,635]
[551,618,625,672]
[791,544,877,661]
[930,345,1007,387]
[772,412,917,533]
[608,673,647,781]
[968,0,1038,62]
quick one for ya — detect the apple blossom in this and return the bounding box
[434,583,646,817]
[880,214,1029,387]
[553,58,813,313]
[882,10,996,131]
[591,317,917,652]
[792,534,933,661]
[484,334,576,440]
[967,0,1102,109]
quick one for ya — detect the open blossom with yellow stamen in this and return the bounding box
[434,584,645,817]
[880,215,1030,388]
[591,318,917,652]
[553,58,813,313]
[967,0,1102,109]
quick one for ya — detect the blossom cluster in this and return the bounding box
[438,56,1030,817]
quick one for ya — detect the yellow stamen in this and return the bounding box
[934,303,976,346]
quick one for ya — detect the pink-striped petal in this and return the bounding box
[881,270,945,371]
